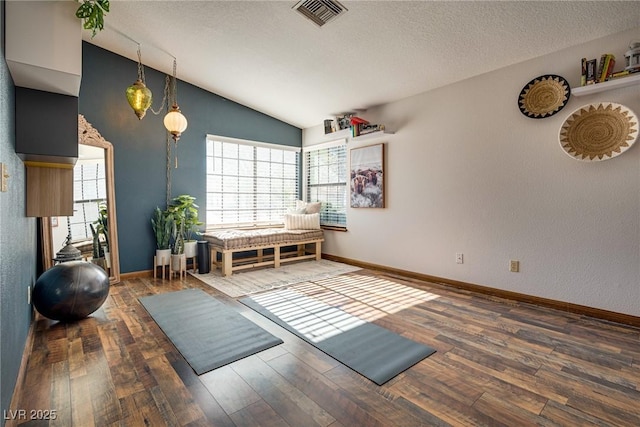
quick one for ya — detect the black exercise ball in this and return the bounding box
[32,261,110,321]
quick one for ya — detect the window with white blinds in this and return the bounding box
[206,135,300,228]
[69,161,106,242]
[304,140,347,228]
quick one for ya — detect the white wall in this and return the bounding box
[304,28,640,317]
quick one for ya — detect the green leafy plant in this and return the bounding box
[167,195,203,242]
[151,207,173,250]
[75,0,110,38]
[171,220,185,255]
[90,223,105,259]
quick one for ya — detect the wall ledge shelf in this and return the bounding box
[322,128,351,141]
[352,130,394,141]
[318,128,394,144]
[572,73,640,97]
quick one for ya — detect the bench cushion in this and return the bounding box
[203,228,324,251]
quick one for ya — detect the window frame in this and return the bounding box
[69,160,107,243]
[205,134,301,229]
[303,138,348,230]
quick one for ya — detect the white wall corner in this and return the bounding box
[6,0,82,96]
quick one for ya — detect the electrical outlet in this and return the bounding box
[456,253,464,264]
[510,260,520,272]
[27,285,31,305]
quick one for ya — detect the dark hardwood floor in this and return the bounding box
[8,267,640,426]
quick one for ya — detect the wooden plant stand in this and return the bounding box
[153,255,170,279]
[170,256,186,280]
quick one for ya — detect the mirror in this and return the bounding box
[41,115,120,284]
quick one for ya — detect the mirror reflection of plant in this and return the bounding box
[167,195,203,242]
[89,223,104,259]
[151,207,173,250]
[93,202,109,252]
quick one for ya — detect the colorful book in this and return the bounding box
[599,54,615,82]
[596,54,607,83]
[604,56,616,81]
[610,70,632,79]
[586,59,597,85]
[581,58,587,86]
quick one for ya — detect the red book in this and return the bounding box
[350,116,369,125]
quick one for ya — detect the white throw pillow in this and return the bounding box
[295,200,322,214]
[287,207,307,214]
[284,213,320,230]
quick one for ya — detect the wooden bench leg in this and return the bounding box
[222,252,232,277]
[315,241,322,260]
[257,248,263,262]
[274,246,281,268]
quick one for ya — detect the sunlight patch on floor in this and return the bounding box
[250,273,440,342]
[250,288,366,342]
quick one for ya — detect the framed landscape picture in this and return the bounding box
[350,143,385,208]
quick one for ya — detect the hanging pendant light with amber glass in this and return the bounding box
[125,45,153,119]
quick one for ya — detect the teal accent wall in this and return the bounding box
[0,0,37,420]
[80,43,302,273]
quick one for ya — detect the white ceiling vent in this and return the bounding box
[293,0,347,27]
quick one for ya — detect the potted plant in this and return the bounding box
[75,0,110,38]
[167,194,203,258]
[151,207,173,266]
[170,216,186,273]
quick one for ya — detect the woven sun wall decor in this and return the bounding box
[559,102,638,162]
[518,74,571,119]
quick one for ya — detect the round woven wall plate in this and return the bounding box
[559,102,638,162]
[518,74,570,119]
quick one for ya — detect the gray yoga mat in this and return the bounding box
[140,289,283,375]
[240,289,436,385]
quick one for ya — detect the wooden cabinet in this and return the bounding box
[25,163,74,217]
[15,87,78,161]
[15,87,78,217]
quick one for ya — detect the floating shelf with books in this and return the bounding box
[320,128,351,142]
[572,73,640,97]
[320,128,394,143]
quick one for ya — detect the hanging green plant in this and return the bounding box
[75,0,110,38]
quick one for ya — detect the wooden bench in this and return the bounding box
[202,228,324,276]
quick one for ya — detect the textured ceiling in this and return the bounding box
[85,1,640,129]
